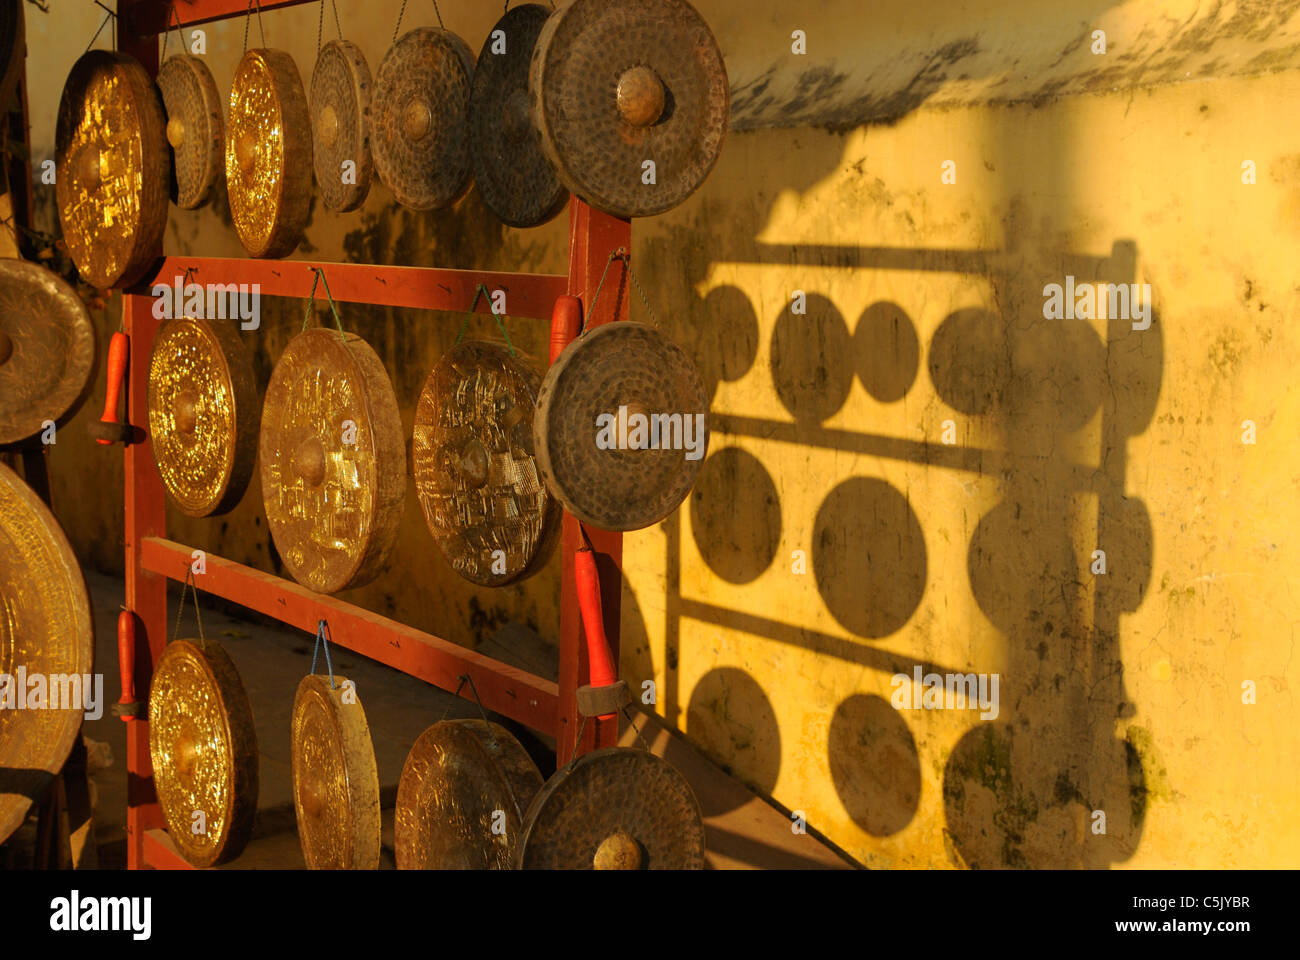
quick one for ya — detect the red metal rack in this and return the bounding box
[115,0,630,870]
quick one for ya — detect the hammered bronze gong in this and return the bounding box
[158,54,224,209]
[291,674,380,870]
[469,4,566,227]
[55,50,168,289]
[311,39,372,212]
[372,27,474,211]
[516,747,705,869]
[0,260,94,446]
[534,322,709,531]
[226,48,312,258]
[412,341,560,586]
[395,719,543,870]
[147,317,258,518]
[148,637,258,868]
[531,0,728,219]
[0,463,93,846]
[260,328,405,595]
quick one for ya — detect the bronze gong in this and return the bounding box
[226,48,313,258]
[0,463,93,845]
[291,674,380,870]
[147,636,258,868]
[468,4,567,227]
[55,50,168,289]
[372,27,474,211]
[534,322,709,531]
[147,316,259,518]
[395,719,543,870]
[412,341,560,587]
[157,54,224,209]
[0,260,94,446]
[516,747,706,869]
[530,0,729,219]
[259,328,406,595]
[311,39,373,212]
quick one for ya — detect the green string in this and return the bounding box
[301,267,346,334]
[454,283,517,356]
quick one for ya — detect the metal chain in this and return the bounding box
[170,566,205,645]
[316,0,323,53]
[242,0,266,54]
[434,676,468,725]
[431,0,445,29]
[161,1,182,61]
[581,250,622,336]
[331,0,343,39]
[84,5,114,54]
[310,620,336,689]
[620,705,652,752]
[392,0,407,42]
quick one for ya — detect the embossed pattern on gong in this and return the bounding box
[413,341,559,586]
[158,55,224,209]
[0,463,93,845]
[0,260,94,445]
[311,39,372,212]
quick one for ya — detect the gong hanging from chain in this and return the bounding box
[311,39,372,212]
[158,54,224,209]
[0,463,94,846]
[147,316,259,518]
[469,4,566,227]
[291,672,380,870]
[412,340,560,587]
[56,50,168,288]
[530,0,729,219]
[260,326,406,595]
[395,719,543,870]
[534,321,709,531]
[0,260,94,446]
[372,27,474,211]
[227,48,313,258]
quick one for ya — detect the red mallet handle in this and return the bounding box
[115,609,141,721]
[549,295,582,365]
[96,331,129,446]
[575,544,618,684]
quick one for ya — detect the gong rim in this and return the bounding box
[311,39,373,212]
[158,54,224,209]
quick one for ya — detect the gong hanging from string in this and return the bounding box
[530,0,729,219]
[157,54,224,209]
[412,339,560,587]
[395,719,543,870]
[372,27,475,211]
[55,50,168,288]
[0,260,94,446]
[226,48,313,258]
[534,321,709,531]
[469,3,566,227]
[0,463,94,846]
[311,38,372,212]
[147,316,259,518]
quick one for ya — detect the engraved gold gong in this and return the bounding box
[412,341,560,587]
[0,463,93,845]
[147,317,259,518]
[395,719,543,870]
[311,39,372,212]
[158,54,224,209]
[55,50,168,289]
[148,637,258,868]
[291,674,380,870]
[260,328,406,595]
[226,48,313,258]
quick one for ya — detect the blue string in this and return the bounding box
[311,619,336,689]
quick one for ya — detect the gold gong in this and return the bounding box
[226,48,313,258]
[158,54,224,210]
[147,317,259,518]
[147,637,258,868]
[291,674,380,870]
[259,328,405,595]
[412,341,560,586]
[55,50,168,289]
[0,463,93,845]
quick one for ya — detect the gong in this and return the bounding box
[311,39,372,212]
[412,341,560,587]
[468,4,566,227]
[55,50,168,289]
[372,27,474,211]
[531,0,729,219]
[0,463,93,845]
[260,328,405,595]
[147,317,259,518]
[148,636,258,868]
[226,48,313,258]
[291,674,380,870]
[157,54,224,209]
[534,322,708,531]
[0,260,94,445]
[395,719,543,870]
[516,747,705,869]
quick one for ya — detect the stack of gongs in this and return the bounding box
[157,54,224,210]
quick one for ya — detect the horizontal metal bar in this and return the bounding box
[140,537,559,732]
[142,828,195,870]
[125,0,320,35]
[139,257,568,320]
